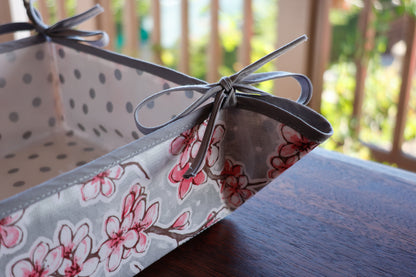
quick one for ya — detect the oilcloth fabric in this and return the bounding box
[0,1,332,276]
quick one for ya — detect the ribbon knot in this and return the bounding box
[135,35,312,179]
[219,76,234,93]
[20,0,108,47]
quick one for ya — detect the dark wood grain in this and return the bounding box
[137,148,416,277]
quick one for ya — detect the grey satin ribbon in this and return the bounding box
[135,35,312,179]
[0,0,108,47]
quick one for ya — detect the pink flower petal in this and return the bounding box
[132,199,145,225]
[225,176,238,188]
[179,146,192,168]
[1,210,23,225]
[105,216,120,237]
[192,170,207,185]
[205,212,218,228]
[281,125,301,143]
[0,225,22,248]
[101,178,115,197]
[211,125,225,144]
[169,165,186,183]
[130,184,142,194]
[229,194,244,207]
[74,237,91,264]
[122,193,135,218]
[222,186,233,199]
[107,165,124,179]
[170,135,186,155]
[238,176,249,188]
[121,213,133,232]
[136,232,148,253]
[81,180,100,201]
[79,257,99,276]
[190,141,201,159]
[44,246,63,274]
[73,224,89,247]
[58,225,72,247]
[223,160,232,172]
[107,245,123,272]
[179,179,192,199]
[123,230,139,249]
[197,123,207,140]
[271,156,283,168]
[279,144,298,157]
[206,145,219,167]
[287,155,299,165]
[31,242,49,267]
[12,260,34,276]
[232,165,244,176]
[240,189,253,200]
[172,211,190,230]
[268,169,279,179]
[141,202,159,229]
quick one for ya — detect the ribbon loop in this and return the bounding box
[135,35,311,178]
[22,0,108,47]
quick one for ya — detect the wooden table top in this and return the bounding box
[138,148,416,277]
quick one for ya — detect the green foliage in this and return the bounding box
[322,0,416,162]
[320,62,372,159]
[360,59,400,148]
[329,8,360,63]
[397,0,416,17]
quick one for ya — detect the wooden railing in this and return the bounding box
[2,0,415,171]
[353,0,416,171]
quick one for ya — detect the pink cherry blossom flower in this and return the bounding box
[11,242,63,277]
[58,236,99,277]
[98,214,138,272]
[170,211,191,230]
[220,160,254,209]
[169,126,198,168]
[81,165,124,201]
[268,155,299,179]
[0,210,24,254]
[219,159,243,182]
[58,224,89,260]
[121,184,146,218]
[191,123,225,167]
[130,201,159,253]
[168,163,207,200]
[121,185,159,253]
[170,122,225,169]
[279,125,317,157]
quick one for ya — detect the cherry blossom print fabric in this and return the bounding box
[1,108,322,276]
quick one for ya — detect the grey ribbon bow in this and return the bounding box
[135,35,312,179]
[0,0,108,47]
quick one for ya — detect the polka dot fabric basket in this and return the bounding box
[0,1,332,276]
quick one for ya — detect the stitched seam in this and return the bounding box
[1,123,194,217]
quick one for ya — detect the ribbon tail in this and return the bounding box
[0,22,35,36]
[183,91,226,179]
[233,35,308,83]
[48,4,104,30]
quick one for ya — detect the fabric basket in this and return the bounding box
[0,1,333,276]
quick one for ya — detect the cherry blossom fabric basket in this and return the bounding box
[0,1,332,276]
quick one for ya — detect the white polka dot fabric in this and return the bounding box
[0,42,198,200]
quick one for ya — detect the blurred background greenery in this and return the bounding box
[322,0,416,162]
